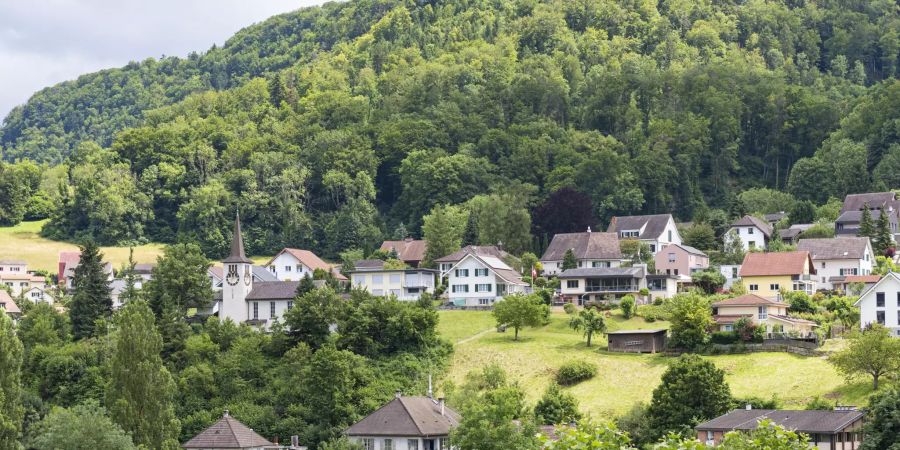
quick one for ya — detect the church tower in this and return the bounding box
[221,212,254,323]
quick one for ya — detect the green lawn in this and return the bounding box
[0,220,277,273]
[438,309,874,419]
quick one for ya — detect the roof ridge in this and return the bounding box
[398,397,427,436]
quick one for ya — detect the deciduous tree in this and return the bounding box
[493,293,548,341]
[646,354,732,440]
[829,325,900,390]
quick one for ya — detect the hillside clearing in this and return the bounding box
[438,309,873,418]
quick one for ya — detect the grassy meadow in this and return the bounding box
[437,309,873,419]
[0,220,281,273]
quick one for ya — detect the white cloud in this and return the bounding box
[0,0,325,119]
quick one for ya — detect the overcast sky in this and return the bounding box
[0,0,325,120]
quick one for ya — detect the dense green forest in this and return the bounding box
[1,0,899,259]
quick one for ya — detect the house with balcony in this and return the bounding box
[654,243,709,278]
[727,215,773,252]
[607,214,681,254]
[434,245,511,274]
[557,266,676,304]
[739,251,816,299]
[346,394,460,450]
[696,408,864,448]
[798,237,874,290]
[835,191,900,239]
[711,294,817,337]
[349,259,437,301]
[442,251,527,307]
[539,229,623,276]
[379,237,427,268]
[854,272,900,337]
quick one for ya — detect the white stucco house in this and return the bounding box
[349,259,437,301]
[854,271,900,337]
[346,395,460,450]
[607,214,682,254]
[265,247,346,282]
[440,250,528,307]
[727,215,773,252]
[797,237,874,290]
[539,229,623,276]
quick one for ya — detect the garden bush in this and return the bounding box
[563,303,576,315]
[620,295,636,319]
[556,360,597,386]
[710,331,739,344]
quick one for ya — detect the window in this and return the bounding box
[474,268,489,276]
[668,230,673,241]
[621,230,639,238]
[407,439,419,450]
[390,274,402,284]
[478,298,490,305]
[668,253,676,263]
[372,289,384,296]
[758,306,768,320]
[287,301,293,310]
[270,302,276,319]
[296,264,304,272]
[732,267,738,278]
[440,438,449,450]
[407,287,420,293]
[455,269,469,277]
[866,253,870,261]
[877,310,886,325]
[592,261,610,268]
[475,284,492,292]
[877,292,885,308]
[674,269,679,276]
[770,283,779,291]
[748,241,756,248]
[384,439,393,450]
[649,244,656,253]
[749,284,758,291]
[821,262,826,268]
[451,285,469,293]
[372,275,383,285]
[252,302,259,320]
[566,280,579,289]
[840,268,858,276]
[285,265,292,272]
[723,324,733,331]
[748,227,754,234]
[361,438,374,450]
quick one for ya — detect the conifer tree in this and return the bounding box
[391,222,409,240]
[873,207,893,255]
[858,202,875,238]
[0,313,23,450]
[118,247,141,305]
[561,249,578,271]
[69,240,112,340]
[107,300,180,449]
[462,209,479,246]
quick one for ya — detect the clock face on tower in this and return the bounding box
[244,265,251,286]
[225,265,239,286]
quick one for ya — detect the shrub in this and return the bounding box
[734,317,765,343]
[556,360,597,386]
[652,298,665,306]
[563,303,576,315]
[710,331,739,344]
[620,295,636,319]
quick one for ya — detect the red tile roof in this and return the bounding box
[739,251,815,277]
[843,275,881,283]
[380,239,427,264]
[266,248,347,281]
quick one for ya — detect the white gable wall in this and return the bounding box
[728,225,767,252]
[857,274,900,336]
[268,252,314,281]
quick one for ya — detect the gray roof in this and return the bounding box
[133,263,155,274]
[252,266,278,282]
[671,243,706,256]
[354,259,386,270]
[606,329,667,335]
[182,413,275,449]
[346,397,461,437]
[223,213,253,264]
[540,232,622,261]
[841,192,899,213]
[557,267,644,279]
[0,260,26,265]
[764,212,787,222]
[731,215,773,237]
[607,214,673,240]
[696,409,864,434]
[246,281,300,301]
[797,237,869,260]
[835,209,895,224]
[434,245,509,263]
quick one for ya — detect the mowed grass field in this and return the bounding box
[438,309,873,419]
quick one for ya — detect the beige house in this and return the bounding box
[349,259,437,301]
[712,294,817,337]
[654,243,709,278]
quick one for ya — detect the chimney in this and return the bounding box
[223,409,230,417]
[291,436,300,447]
[587,226,592,233]
[745,404,752,410]
[427,373,433,399]
[438,397,445,416]
[395,390,402,398]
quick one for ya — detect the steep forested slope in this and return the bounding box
[2,0,899,259]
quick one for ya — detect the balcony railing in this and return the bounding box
[584,285,639,293]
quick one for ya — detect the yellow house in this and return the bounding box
[711,294,817,337]
[739,251,816,299]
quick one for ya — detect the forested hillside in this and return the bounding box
[1,0,899,259]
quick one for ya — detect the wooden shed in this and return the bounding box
[607,329,667,353]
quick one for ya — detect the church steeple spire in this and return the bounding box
[223,211,253,264]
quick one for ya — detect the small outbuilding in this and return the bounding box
[606,329,667,353]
